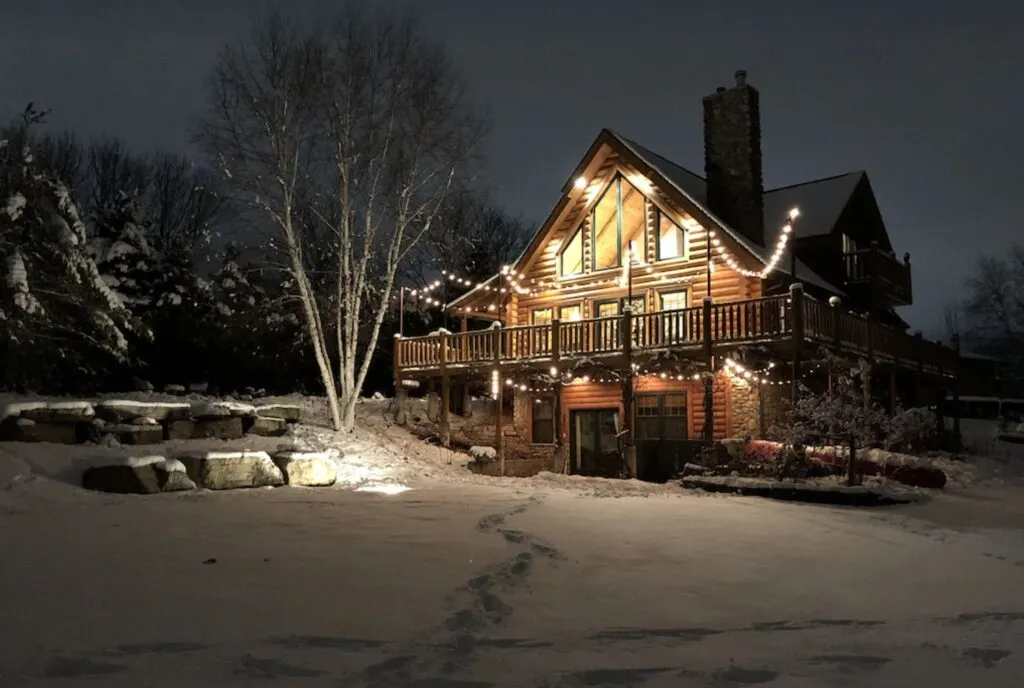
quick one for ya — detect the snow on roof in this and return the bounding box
[763,172,864,239]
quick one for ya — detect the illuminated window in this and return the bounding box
[559,304,583,322]
[595,301,619,318]
[532,397,555,444]
[592,183,618,270]
[657,210,685,260]
[842,233,857,254]
[621,180,646,264]
[532,308,553,325]
[659,291,688,312]
[591,175,648,271]
[560,229,583,277]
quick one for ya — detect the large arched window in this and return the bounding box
[591,175,646,271]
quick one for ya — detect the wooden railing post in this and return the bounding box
[622,307,636,477]
[789,283,804,405]
[702,296,714,444]
[393,333,407,425]
[491,324,505,475]
[439,331,451,448]
[832,301,842,347]
[914,331,924,371]
[551,318,561,365]
[865,314,874,360]
[951,332,961,449]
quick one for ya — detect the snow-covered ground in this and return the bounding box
[2,396,1024,686]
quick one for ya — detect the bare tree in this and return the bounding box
[197,9,341,424]
[87,139,149,214]
[965,245,1024,377]
[146,152,227,255]
[198,4,483,430]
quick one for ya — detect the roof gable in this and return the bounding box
[448,129,845,311]
[765,172,865,239]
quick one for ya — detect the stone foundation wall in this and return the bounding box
[445,394,559,477]
[729,376,761,438]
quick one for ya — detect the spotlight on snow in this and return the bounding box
[355,482,412,496]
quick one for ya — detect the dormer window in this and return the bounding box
[591,175,646,271]
[559,228,583,277]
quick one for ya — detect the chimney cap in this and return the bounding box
[735,69,747,86]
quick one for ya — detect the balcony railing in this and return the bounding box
[395,292,956,376]
[842,243,912,305]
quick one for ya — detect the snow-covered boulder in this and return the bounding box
[104,423,164,445]
[190,400,256,419]
[273,451,338,487]
[164,384,186,395]
[255,404,301,423]
[1,401,48,419]
[82,456,196,494]
[192,417,244,440]
[246,416,288,437]
[94,400,191,422]
[179,451,285,490]
[469,446,497,461]
[1,417,79,444]
[22,401,95,423]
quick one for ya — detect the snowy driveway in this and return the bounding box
[1,480,1023,686]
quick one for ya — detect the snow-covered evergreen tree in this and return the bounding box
[0,108,135,391]
[90,189,159,313]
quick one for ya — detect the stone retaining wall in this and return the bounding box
[0,399,302,446]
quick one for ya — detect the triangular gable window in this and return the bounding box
[559,228,583,277]
[591,175,646,271]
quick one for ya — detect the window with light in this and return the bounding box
[657,210,685,260]
[559,229,583,277]
[591,175,647,271]
[559,304,583,322]
[660,291,688,312]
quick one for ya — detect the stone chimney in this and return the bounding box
[702,69,765,246]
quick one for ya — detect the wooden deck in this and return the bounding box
[395,290,957,378]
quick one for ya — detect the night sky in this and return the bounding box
[3,0,1020,337]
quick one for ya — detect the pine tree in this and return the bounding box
[0,108,135,392]
[91,189,159,315]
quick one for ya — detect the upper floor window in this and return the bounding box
[659,290,688,312]
[656,210,686,260]
[842,233,857,254]
[559,228,583,277]
[559,304,583,322]
[592,176,646,271]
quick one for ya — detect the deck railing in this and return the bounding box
[395,290,956,375]
[843,244,912,305]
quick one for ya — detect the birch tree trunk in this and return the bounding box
[196,9,343,429]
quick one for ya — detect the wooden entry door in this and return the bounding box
[569,409,622,477]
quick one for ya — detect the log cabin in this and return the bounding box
[393,70,959,481]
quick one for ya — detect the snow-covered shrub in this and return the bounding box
[883,406,938,453]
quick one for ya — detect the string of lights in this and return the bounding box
[708,208,800,279]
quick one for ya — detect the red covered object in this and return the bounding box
[743,440,946,489]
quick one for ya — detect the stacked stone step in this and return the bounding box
[0,399,304,445]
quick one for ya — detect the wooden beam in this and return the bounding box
[789,283,804,405]
[439,331,451,448]
[494,325,505,475]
